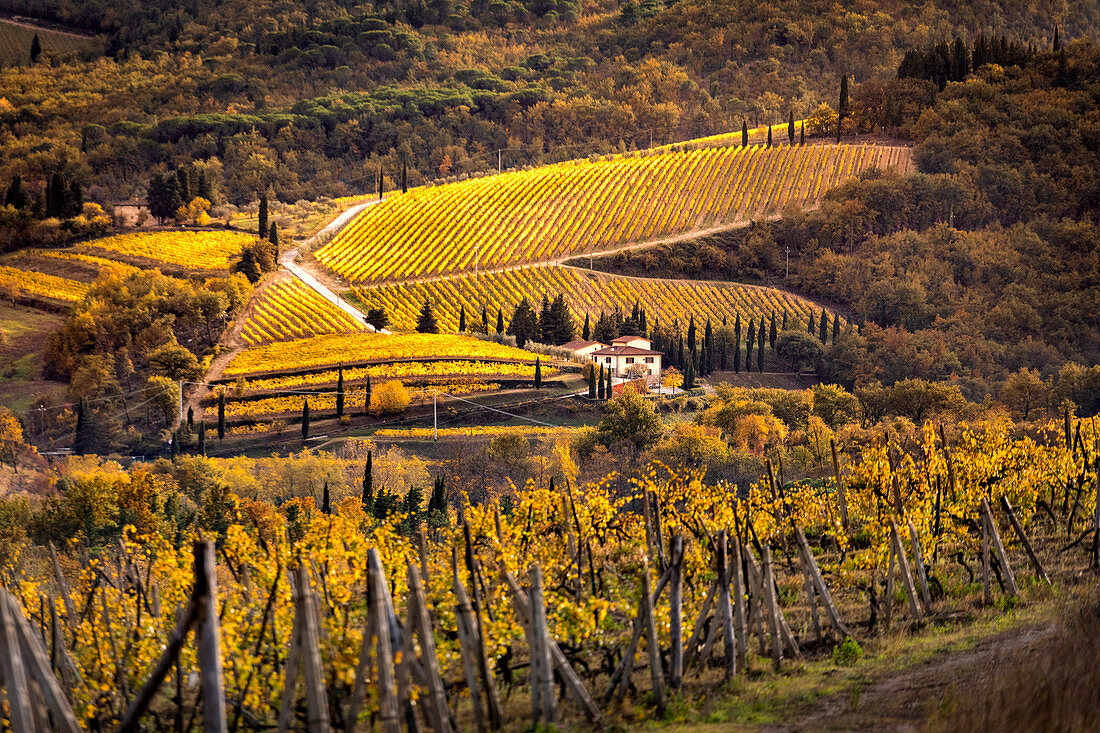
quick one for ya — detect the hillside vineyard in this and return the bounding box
[317,143,912,283]
[240,278,366,346]
[354,265,834,332]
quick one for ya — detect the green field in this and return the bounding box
[0,19,99,67]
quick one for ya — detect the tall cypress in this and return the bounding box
[198,422,206,456]
[378,164,384,200]
[605,366,613,398]
[582,313,590,340]
[588,366,597,399]
[788,111,795,144]
[534,358,542,389]
[767,125,772,148]
[757,318,766,372]
[363,451,374,509]
[704,319,714,375]
[482,306,489,332]
[364,375,372,415]
[268,222,279,249]
[258,193,269,239]
[800,121,805,146]
[301,400,310,440]
[401,158,408,194]
[336,367,345,418]
[741,120,748,147]
[496,308,504,334]
[187,405,194,430]
[458,305,466,333]
[597,365,605,399]
[746,319,756,365]
[30,33,41,63]
[321,480,331,514]
[782,311,788,331]
[808,310,816,337]
[683,357,695,390]
[719,334,728,371]
[73,398,88,455]
[769,312,777,349]
[820,311,829,345]
[837,74,849,142]
[687,315,696,353]
[832,315,841,343]
[733,315,742,373]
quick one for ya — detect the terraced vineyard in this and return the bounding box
[355,265,835,332]
[234,360,550,394]
[222,332,541,378]
[316,143,910,283]
[77,230,254,271]
[240,278,365,346]
[0,264,89,304]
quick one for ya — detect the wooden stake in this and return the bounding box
[641,561,667,714]
[730,534,748,664]
[0,589,35,733]
[49,542,76,632]
[682,580,716,672]
[451,548,487,733]
[1000,497,1050,584]
[885,536,895,630]
[793,529,851,640]
[407,563,453,733]
[715,531,737,680]
[369,549,401,733]
[889,522,923,620]
[195,540,228,733]
[761,545,783,668]
[907,520,932,608]
[981,508,992,606]
[802,563,821,642]
[529,564,557,725]
[668,534,684,689]
[831,439,850,531]
[296,564,330,732]
[981,498,1019,597]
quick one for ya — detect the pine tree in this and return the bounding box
[496,308,504,334]
[506,297,539,348]
[757,318,766,372]
[550,294,573,344]
[597,365,605,399]
[820,311,829,345]
[187,405,194,430]
[322,480,331,514]
[769,312,777,349]
[741,120,748,147]
[458,305,466,333]
[258,193,269,239]
[788,111,795,144]
[198,422,207,456]
[217,389,226,439]
[362,451,374,509]
[538,294,553,343]
[30,33,41,63]
[534,358,542,389]
[416,298,439,333]
[583,313,591,340]
[336,367,345,418]
[301,400,310,440]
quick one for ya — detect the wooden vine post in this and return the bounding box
[980,498,1019,598]
[668,534,684,690]
[830,439,850,531]
[528,564,557,726]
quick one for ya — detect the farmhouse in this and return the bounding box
[589,336,662,379]
[561,339,607,358]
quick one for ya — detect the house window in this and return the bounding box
[626,357,634,364]
[644,357,654,363]
[605,357,611,363]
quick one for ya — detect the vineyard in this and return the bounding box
[354,265,835,333]
[220,381,498,419]
[0,264,89,304]
[240,278,366,346]
[77,230,254,271]
[3,418,1096,730]
[0,20,99,66]
[315,143,911,283]
[222,332,542,378]
[231,360,553,395]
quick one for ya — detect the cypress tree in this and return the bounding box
[301,400,310,440]
[677,334,685,369]
[683,357,695,390]
[198,422,206,456]
[719,334,728,371]
[808,310,816,337]
[733,316,741,373]
[482,306,489,332]
[769,312,777,349]
[1053,25,1061,53]
[741,120,748,147]
[583,313,590,340]
[687,314,696,353]
[258,193,269,238]
[321,480,331,514]
[177,166,191,204]
[4,175,27,209]
[832,314,841,343]
[30,33,41,63]
[534,358,542,389]
[746,319,756,365]
[757,318,766,372]
[336,367,345,418]
[837,74,849,142]
[788,111,795,144]
[639,307,647,335]
[588,366,597,399]
[496,308,504,334]
[597,365,605,399]
[767,125,772,148]
[401,158,408,194]
[268,222,279,249]
[782,311,788,331]
[171,428,180,458]
[800,121,805,145]
[217,390,226,439]
[605,366,613,398]
[187,405,194,430]
[704,319,714,375]
[364,375,372,414]
[73,398,88,455]
[820,311,829,345]
[378,164,384,200]
[362,451,374,509]
[458,305,466,333]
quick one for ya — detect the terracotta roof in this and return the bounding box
[611,335,648,343]
[561,340,605,350]
[591,345,662,356]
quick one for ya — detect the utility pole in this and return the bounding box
[475,242,479,281]
[498,149,502,174]
[433,390,438,442]
[178,379,184,429]
[785,246,789,278]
